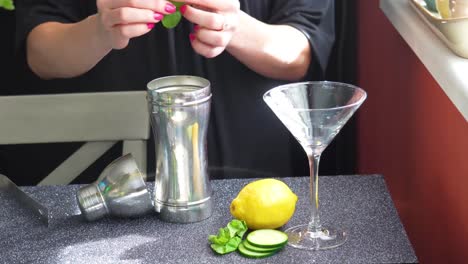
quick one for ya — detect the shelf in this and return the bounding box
[380,0,468,121]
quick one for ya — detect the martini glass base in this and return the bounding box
[285,224,347,250]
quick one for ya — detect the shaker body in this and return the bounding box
[147,76,212,223]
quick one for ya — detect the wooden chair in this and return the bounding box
[0,91,150,185]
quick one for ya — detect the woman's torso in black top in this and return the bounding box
[11,0,335,181]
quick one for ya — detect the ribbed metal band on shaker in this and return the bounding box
[76,184,108,221]
[154,198,213,223]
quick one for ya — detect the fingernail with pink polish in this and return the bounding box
[147,23,155,29]
[154,12,164,21]
[165,3,176,13]
[180,5,187,15]
[193,25,199,32]
[189,33,195,42]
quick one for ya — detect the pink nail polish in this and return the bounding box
[193,25,199,32]
[154,12,164,21]
[180,5,187,15]
[165,3,176,13]
[147,23,155,29]
[189,33,195,42]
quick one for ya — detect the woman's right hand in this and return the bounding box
[96,0,178,49]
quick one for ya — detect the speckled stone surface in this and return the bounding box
[0,175,418,264]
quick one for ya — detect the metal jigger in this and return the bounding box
[76,153,153,221]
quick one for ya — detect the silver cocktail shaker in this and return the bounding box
[147,75,212,223]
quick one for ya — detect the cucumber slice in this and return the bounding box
[246,229,288,248]
[238,241,279,258]
[243,240,283,253]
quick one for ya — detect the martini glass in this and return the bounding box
[263,81,367,250]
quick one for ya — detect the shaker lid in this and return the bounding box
[77,184,108,221]
[147,75,211,106]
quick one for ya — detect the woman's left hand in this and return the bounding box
[180,0,240,58]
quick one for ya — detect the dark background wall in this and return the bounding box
[0,2,359,185]
[0,8,16,91]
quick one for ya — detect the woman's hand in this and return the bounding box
[96,0,178,49]
[181,0,240,58]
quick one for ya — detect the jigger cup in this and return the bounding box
[76,153,153,221]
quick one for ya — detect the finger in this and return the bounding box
[103,7,163,28]
[195,27,231,47]
[181,0,239,12]
[182,5,225,31]
[113,23,154,40]
[190,34,225,58]
[100,0,177,14]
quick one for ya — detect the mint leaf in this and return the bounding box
[225,236,242,252]
[208,228,230,245]
[210,236,242,255]
[161,1,184,29]
[171,1,184,8]
[162,11,182,29]
[210,243,228,254]
[227,219,248,238]
[208,220,248,255]
[0,0,15,10]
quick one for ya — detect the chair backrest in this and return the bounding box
[0,91,150,185]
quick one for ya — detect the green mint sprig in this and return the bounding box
[0,0,14,10]
[162,1,183,29]
[208,219,248,255]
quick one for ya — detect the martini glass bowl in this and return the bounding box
[263,81,367,250]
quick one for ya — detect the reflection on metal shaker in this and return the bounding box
[147,75,212,223]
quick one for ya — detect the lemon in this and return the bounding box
[230,178,298,230]
[436,0,451,18]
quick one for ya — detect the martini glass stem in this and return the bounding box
[307,152,322,233]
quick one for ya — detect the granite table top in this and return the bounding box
[0,174,418,263]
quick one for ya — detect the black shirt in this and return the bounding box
[13,0,335,181]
